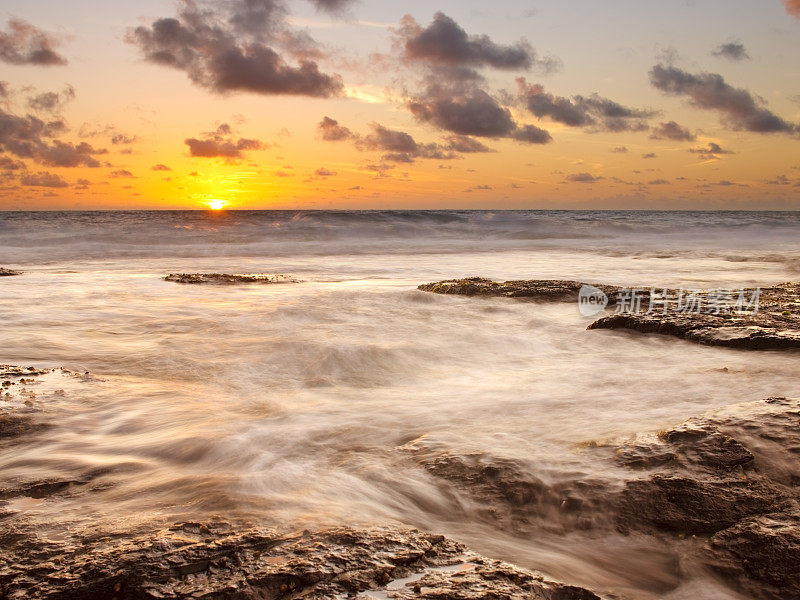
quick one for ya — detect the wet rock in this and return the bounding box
[0,523,605,600]
[0,268,21,277]
[0,366,50,379]
[418,277,621,302]
[588,312,800,350]
[164,273,300,284]
[0,366,53,441]
[617,475,785,536]
[588,282,800,349]
[705,509,800,600]
[612,397,800,597]
[407,398,800,599]
[401,440,615,535]
[420,278,800,349]
[0,414,48,441]
[374,558,604,600]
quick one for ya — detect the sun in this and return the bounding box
[207,199,227,210]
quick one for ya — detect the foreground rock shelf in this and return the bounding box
[0,268,21,277]
[0,523,606,600]
[164,273,300,285]
[420,278,800,350]
[2,363,799,599]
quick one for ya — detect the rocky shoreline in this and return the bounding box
[0,268,21,277]
[420,278,800,350]
[2,364,799,599]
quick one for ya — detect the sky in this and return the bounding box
[1,0,799,210]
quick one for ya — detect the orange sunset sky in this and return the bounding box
[1,0,800,210]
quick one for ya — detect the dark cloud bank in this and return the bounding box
[128,0,356,97]
[0,18,67,66]
[649,64,797,134]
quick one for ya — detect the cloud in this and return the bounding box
[0,156,25,170]
[0,18,67,66]
[318,116,355,141]
[650,120,696,141]
[649,64,796,133]
[443,135,493,153]
[385,14,557,146]
[511,124,552,144]
[648,179,670,185]
[642,152,657,159]
[151,164,171,171]
[26,85,75,114]
[408,87,513,137]
[611,146,628,153]
[689,141,734,160]
[516,79,655,132]
[314,167,337,177]
[408,86,551,143]
[37,140,107,167]
[565,172,603,183]
[310,0,355,14]
[397,12,557,72]
[110,169,134,178]
[128,0,343,98]
[783,0,800,18]
[712,42,750,61]
[319,118,496,162]
[112,134,139,145]
[20,171,68,187]
[0,101,108,168]
[185,123,265,158]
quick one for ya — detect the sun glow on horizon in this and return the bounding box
[206,199,227,210]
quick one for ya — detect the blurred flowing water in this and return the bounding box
[1,210,799,599]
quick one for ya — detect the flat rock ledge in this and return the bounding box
[418,277,623,302]
[0,523,605,600]
[0,268,21,277]
[164,273,300,285]
[419,278,800,350]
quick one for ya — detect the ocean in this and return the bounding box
[2,210,799,598]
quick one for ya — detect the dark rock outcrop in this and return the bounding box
[588,310,800,349]
[418,277,621,302]
[0,269,21,277]
[406,396,800,599]
[402,441,613,534]
[706,509,800,600]
[164,273,300,284]
[420,278,800,350]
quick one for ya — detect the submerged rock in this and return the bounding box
[164,273,300,285]
[420,278,800,350]
[0,366,53,442]
[401,440,613,534]
[0,268,21,277]
[406,397,800,599]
